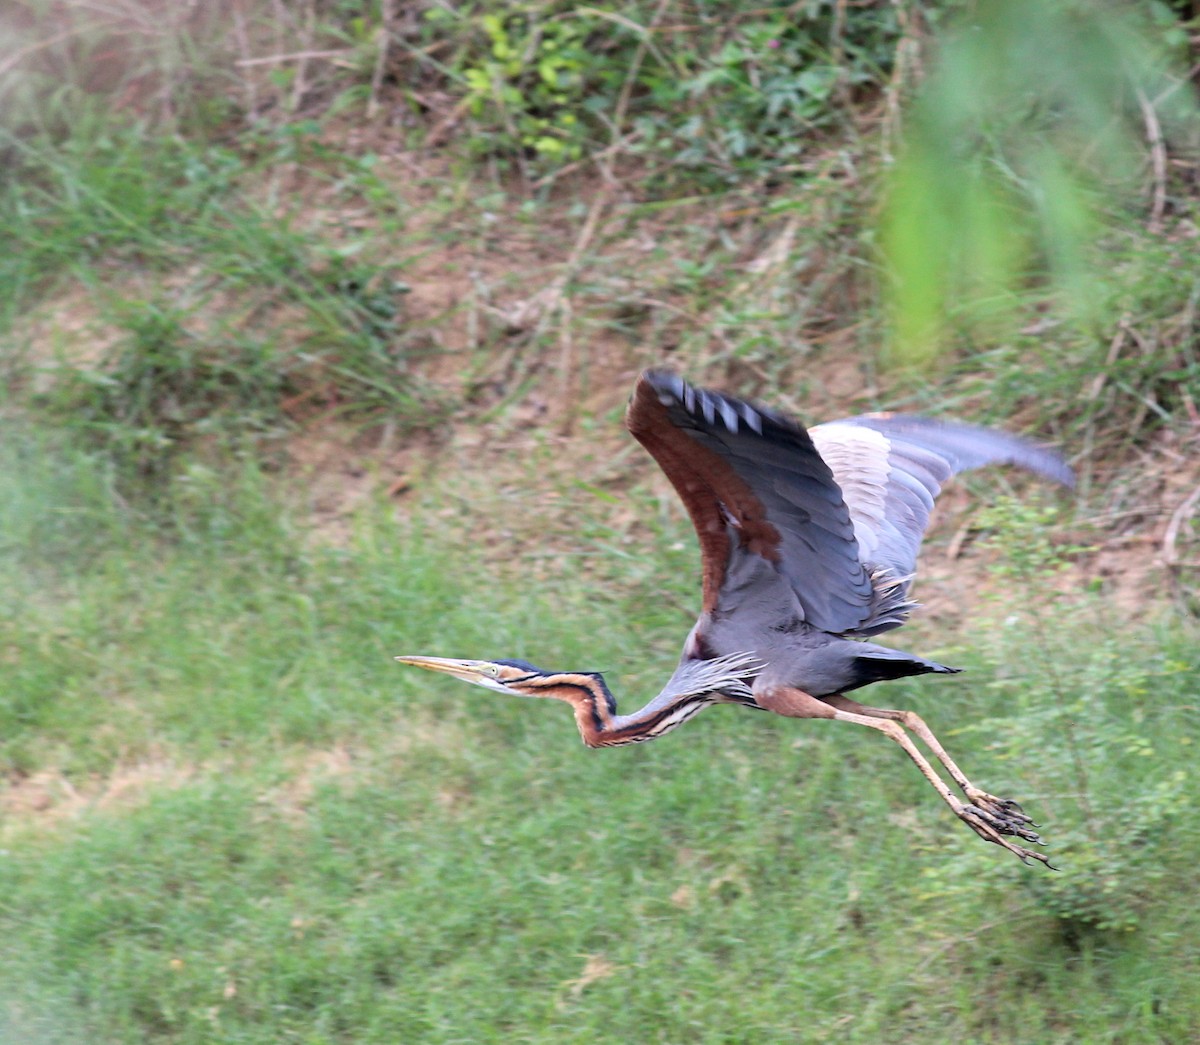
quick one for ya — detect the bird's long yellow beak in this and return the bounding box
[394,655,496,683]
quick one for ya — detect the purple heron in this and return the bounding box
[398,371,1073,865]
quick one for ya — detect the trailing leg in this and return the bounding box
[820,693,1045,845]
[755,685,1051,866]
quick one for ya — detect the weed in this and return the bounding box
[444,6,595,164]
[45,294,287,480]
[2,122,440,487]
[1,436,1199,1042]
[410,1,906,185]
[960,497,1196,938]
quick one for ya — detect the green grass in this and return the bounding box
[2,431,1199,1044]
[4,3,1200,1041]
[0,122,441,490]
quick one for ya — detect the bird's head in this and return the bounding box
[394,655,546,694]
[396,655,624,747]
[395,655,605,701]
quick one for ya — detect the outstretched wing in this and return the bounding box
[810,413,1073,631]
[626,370,872,634]
[626,371,1074,638]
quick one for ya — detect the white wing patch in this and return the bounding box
[810,422,891,566]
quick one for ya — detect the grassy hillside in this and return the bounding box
[3,435,1198,1044]
[3,2,1200,1042]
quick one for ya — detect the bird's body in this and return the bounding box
[398,371,1073,865]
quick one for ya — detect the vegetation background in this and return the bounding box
[2,0,1199,1041]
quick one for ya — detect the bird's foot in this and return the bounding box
[964,788,1039,832]
[957,793,1054,868]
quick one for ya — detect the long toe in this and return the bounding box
[971,800,1044,844]
[959,806,1054,867]
[965,789,1039,831]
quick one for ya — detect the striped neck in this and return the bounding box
[519,672,717,748]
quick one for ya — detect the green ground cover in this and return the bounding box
[3,2,1200,1041]
[1,434,1198,1043]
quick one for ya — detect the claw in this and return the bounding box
[964,790,1043,837]
[957,803,1054,867]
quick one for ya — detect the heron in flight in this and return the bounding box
[398,371,1073,865]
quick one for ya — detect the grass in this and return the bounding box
[3,1,1200,1041]
[4,7,1196,476]
[2,431,1199,1044]
[0,122,440,491]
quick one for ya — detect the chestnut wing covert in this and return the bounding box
[626,371,1074,638]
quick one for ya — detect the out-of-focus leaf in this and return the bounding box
[880,0,1196,368]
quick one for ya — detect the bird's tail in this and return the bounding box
[842,643,960,693]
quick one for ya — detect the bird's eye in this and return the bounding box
[483,664,500,678]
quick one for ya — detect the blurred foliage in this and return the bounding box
[881,0,1200,367]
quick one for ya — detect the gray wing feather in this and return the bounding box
[812,413,1074,633]
[646,372,873,634]
[642,373,1073,639]
[843,414,1076,487]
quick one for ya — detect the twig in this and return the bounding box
[292,0,318,114]
[1136,88,1167,234]
[1084,506,1162,528]
[232,0,259,121]
[1162,482,1200,570]
[0,24,101,80]
[503,182,614,335]
[573,6,673,71]
[1152,61,1200,109]
[557,298,577,436]
[829,0,851,110]
[530,131,643,190]
[611,0,673,138]
[425,96,473,148]
[560,185,614,287]
[881,0,923,163]
[367,0,396,119]
[490,69,530,184]
[269,0,289,92]
[235,49,352,67]
[946,518,973,561]
[1085,316,1129,406]
[1073,316,1129,503]
[263,0,304,114]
